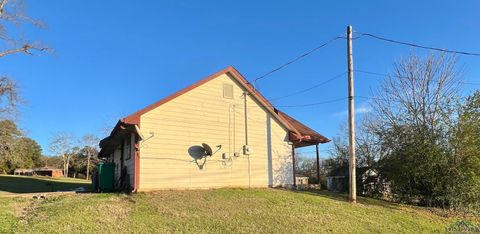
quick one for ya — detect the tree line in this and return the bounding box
[0,1,103,179]
[326,53,480,211]
[48,133,100,179]
[0,119,101,179]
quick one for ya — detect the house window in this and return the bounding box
[223,84,233,99]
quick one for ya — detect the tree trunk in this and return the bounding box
[86,150,91,180]
[63,154,67,177]
[65,156,70,178]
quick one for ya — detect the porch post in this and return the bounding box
[292,144,296,188]
[316,143,320,186]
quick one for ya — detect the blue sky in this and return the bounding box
[2,1,480,156]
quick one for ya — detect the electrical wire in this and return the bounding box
[272,97,348,108]
[253,35,345,87]
[269,72,346,101]
[241,97,347,109]
[356,69,480,85]
[356,95,392,102]
[357,32,480,56]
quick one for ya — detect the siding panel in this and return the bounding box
[138,74,293,190]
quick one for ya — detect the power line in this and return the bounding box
[244,97,347,109]
[269,72,346,101]
[356,69,480,85]
[357,32,480,57]
[356,95,392,102]
[356,95,468,103]
[461,81,480,85]
[253,35,345,87]
[276,97,347,108]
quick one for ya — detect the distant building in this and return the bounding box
[35,168,64,177]
[326,167,391,197]
[13,168,63,177]
[295,176,309,189]
[327,176,348,192]
[13,169,35,176]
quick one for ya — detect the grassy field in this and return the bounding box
[1,186,478,233]
[0,175,92,195]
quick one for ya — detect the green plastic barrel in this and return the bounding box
[98,162,115,192]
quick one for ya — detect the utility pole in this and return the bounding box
[347,25,356,203]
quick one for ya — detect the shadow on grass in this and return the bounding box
[293,189,405,211]
[0,175,91,194]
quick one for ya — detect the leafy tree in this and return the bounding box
[448,91,480,210]
[0,120,42,173]
[0,119,22,172]
[14,137,42,168]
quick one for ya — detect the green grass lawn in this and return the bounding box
[1,187,478,233]
[0,175,91,195]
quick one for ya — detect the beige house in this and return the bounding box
[99,66,329,192]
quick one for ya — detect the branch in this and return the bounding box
[0,44,48,57]
[0,0,7,17]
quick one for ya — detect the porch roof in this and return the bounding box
[277,111,330,147]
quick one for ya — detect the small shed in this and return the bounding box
[326,167,383,194]
[295,176,309,190]
[13,169,35,176]
[35,168,64,177]
[326,167,349,192]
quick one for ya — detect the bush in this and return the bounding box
[446,220,480,234]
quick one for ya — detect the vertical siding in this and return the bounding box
[123,133,135,188]
[113,148,121,182]
[111,134,136,189]
[138,74,293,190]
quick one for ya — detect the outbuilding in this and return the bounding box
[99,66,330,192]
[13,169,34,176]
[35,168,64,177]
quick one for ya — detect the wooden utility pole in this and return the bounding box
[347,25,357,203]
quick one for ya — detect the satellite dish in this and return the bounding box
[202,143,213,156]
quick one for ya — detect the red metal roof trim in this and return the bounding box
[278,111,331,144]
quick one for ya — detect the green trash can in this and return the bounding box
[98,162,115,192]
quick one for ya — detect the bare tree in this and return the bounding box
[49,133,76,177]
[372,53,461,132]
[0,0,48,57]
[81,134,99,180]
[329,119,383,169]
[365,53,463,206]
[0,77,18,116]
[0,0,48,118]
